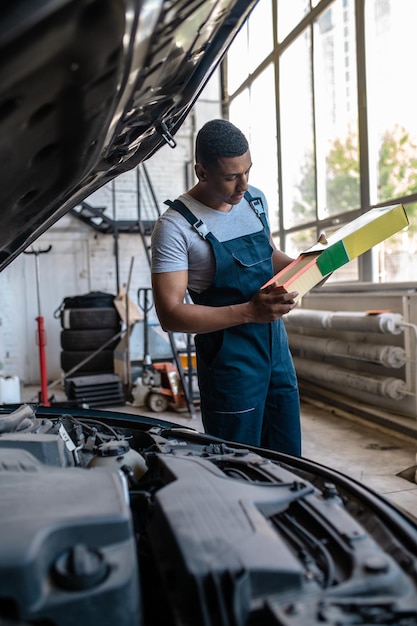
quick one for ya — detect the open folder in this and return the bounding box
[261,204,409,302]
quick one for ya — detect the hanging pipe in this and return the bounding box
[293,357,411,400]
[284,309,405,335]
[288,333,407,368]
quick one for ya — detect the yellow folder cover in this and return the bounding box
[261,204,408,302]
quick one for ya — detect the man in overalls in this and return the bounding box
[151,119,301,455]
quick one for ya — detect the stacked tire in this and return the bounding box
[58,292,121,376]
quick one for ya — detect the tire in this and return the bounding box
[61,307,120,330]
[62,291,116,309]
[146,392,169,413]
[60,349,115,374]
[60,328,120,351]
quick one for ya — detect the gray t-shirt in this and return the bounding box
[151,185,269,293]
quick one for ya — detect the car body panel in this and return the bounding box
[0,0,257,271]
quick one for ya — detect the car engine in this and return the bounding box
[1,404,417,626]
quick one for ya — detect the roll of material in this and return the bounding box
[285,309,405,335]
[288,334,407,368]
[293,357,409,400]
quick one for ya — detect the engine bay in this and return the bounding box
[1,404,417,625]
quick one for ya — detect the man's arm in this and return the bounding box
[152,269,298,334]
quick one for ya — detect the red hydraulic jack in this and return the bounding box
[24,245,52,406]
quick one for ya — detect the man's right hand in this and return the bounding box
[247,286,298,323]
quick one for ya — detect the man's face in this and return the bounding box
[197,149,252,209]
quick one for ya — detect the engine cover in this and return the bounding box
[0,447,138,626]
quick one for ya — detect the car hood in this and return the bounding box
[0,0,257,272]
[1,402,417,625]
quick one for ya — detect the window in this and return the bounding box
[277,0,310,41]
[365,0,417,281]
[280,29,316,229]
[314,2,359,221]
[226,0,415,284]
[229,65,280,231]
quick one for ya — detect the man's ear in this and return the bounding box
[195,163,207,182]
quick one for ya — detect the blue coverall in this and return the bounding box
[168,193,301,455]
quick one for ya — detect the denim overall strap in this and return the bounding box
[164,199,214,242]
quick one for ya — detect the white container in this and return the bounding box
[0,375,21,403]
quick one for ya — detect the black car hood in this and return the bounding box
[0,0,257,272]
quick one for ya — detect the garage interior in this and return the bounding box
[1,0,417,518]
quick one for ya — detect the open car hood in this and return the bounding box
[1,403,417,626]
[0,0,257,272]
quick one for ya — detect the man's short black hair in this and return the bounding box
[195,119,249,167]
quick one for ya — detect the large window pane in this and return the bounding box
[248,0,273,72]
[226,0,416,285]
[313,0,360,218]
[250,67,279,231]
[230,66,279,231]
[366,0,417,206]
[280,28,316,229]
[365,0,417,282]
[285,227,316,258]
[229,89,250,138]
[277,0,310,41]
[226,23,249,94]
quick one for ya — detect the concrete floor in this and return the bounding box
[20,383,417,521]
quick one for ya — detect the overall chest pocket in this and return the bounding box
[232,237,272,268]
[231,237,273,298]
